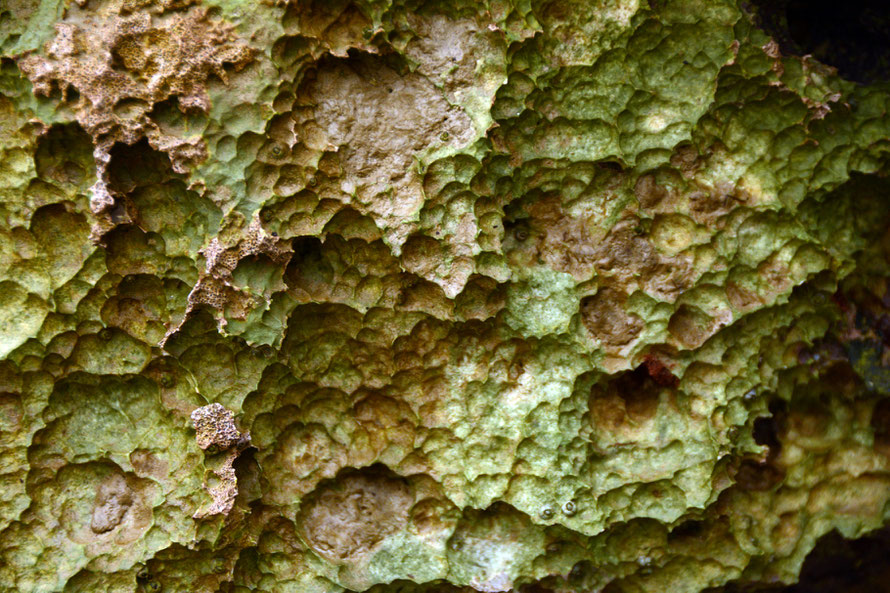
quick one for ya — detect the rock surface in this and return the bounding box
[2,0,890,592]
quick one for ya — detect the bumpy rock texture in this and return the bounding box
[2,0,890,592]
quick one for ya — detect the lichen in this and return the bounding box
[2,1,890,592]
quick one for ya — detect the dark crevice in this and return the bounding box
[748,0,890,84]
[284,236,332,292]
[752,415,781,451]
[705,525,890,592]
[34,122,94,187]
[732,399,787,492]
[106,138,177,195]
[668,518,706,542]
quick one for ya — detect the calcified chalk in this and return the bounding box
[2,1,890,592]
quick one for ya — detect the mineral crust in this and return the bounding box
[2,1,890,592]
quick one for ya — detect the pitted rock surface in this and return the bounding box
[2,1,890,593]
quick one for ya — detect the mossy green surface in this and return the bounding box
[2,0,890,592]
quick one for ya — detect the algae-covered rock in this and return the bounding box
[2,0,890,591]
